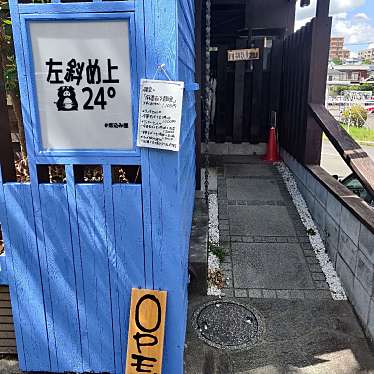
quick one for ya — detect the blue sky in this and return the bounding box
[295,0,374,54]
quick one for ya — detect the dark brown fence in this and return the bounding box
[279,19,313,163]
[278,0,374,198]
[278,1,332,165]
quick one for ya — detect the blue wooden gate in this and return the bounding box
[0,0,197,373]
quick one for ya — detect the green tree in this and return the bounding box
[0,2,27,161]
[362,59,372,65]
[331,85,350,96]
[332,57,343,65]
[342,105,368,128]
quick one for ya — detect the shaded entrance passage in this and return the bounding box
[185,156,374,374]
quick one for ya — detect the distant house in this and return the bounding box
[327,63,370,85]
[358,47,374,63]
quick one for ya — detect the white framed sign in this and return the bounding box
[137,79,184,152]
[228,48,260,62]
[30,20,133,150]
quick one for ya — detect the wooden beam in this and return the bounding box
[232,38,246,143]
[215,45,229,142]
[309,103,374,197]
[249,38,263,143]
[316,0,330,19]
[212,0,245,4]
[0,62,16,182]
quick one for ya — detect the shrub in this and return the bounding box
[342,105,368,128]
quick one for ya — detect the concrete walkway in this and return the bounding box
[185,156,374,373]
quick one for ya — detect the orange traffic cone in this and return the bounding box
[263,127,280,162]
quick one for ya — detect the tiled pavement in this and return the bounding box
[216,159,331,300]
[185,156,374,373]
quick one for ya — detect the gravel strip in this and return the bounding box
[206,167,223,296]
[275,162,347,300]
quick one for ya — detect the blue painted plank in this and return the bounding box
[0,255,8,285]
[112,184,145,371]
[3,184,50,371]
[18,1,135,14]
[142,1,197,372]
[75,184,115,372]
[33,156,141,167]
[102,165,122,374]
[39,184,82,372]
[135,0,154,291]
[178,0,195,44]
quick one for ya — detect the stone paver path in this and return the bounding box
[185,156,374,374]
[217,157,330,300]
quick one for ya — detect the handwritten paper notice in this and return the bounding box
[126,288,167,374]
[137,79,184,152]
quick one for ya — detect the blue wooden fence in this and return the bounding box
[0,0,197,373]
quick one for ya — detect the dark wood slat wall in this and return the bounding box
[279,0,332,165]
[279,19,314,163]
[0,286,16,354]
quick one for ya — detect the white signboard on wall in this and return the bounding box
[30,20,133,150]
[137,79,184,152]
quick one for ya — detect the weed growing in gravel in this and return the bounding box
[208,241,226,263]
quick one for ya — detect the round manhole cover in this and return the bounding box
[192,300,265,350]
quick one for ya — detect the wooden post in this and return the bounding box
[232,38,247,143]
[0,61,16,182]
[316,0,330,19]
[215,45,228,142]
[303,0,331,165]
[249,38,263,143]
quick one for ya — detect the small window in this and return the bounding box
[112,165,141,184]
[15,158,30,183]
[74,165,103,183]
[37,165,66,184]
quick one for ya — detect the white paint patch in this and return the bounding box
[208,193,219,245]
[207,192,222,296]
[275,162,347,300]
[205,166,222,296]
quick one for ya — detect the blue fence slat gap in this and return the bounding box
[2,0,197,372]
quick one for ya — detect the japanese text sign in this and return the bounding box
[137,79,184,152]
[228,48,260,62]
[126,289,167,374]
[29,20,133,151]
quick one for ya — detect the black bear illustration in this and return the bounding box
[55,86,78,111]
